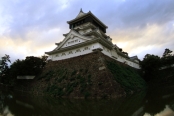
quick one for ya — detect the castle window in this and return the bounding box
[84,47,88,50]
[62,53,66,56]
[69,51,73,54]
[76,49,81,52]
[55,54,59,57]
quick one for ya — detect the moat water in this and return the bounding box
[0,87,174,116]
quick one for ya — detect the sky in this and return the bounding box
[0,0,174,63]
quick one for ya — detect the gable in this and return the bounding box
[61,36,87,48]
[55,30,92,50]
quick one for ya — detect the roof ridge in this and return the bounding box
[76,8,86,18]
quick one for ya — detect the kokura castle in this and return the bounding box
[45,9,140,69]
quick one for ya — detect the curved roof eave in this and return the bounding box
[67,11,108,28]
[45,37,112,55]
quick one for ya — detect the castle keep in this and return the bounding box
[45,9,140,69]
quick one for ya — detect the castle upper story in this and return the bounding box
[67,9,107,33]
[45,9,140,69]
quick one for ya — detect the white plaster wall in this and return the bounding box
[126,60,134,67]
[85,28,92,33]
[90,44,112,57]
[91,43,102,50]
[51,47,91,61]
[49,42,140,69]
[78,30,84,35]
[51,43,101,61]
[134,60,139,63]
[123,59,140,69]
[111,49,118,59]
[101,45,111,57]
[116,55,124,63]
[110,49,126,63]
[132,63,140,69]
[51,43,112,61]
[79,28,92,35]
[111,55,140,69]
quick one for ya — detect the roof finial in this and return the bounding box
[80,8,83,13]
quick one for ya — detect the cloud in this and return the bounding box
[111,23,174,59]
[0,0,174,62]
[98,0,174,29]
[1,0,71,39]
[0,0,72,62]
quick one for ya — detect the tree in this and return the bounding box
[0,55,48,85]
[161,48,174,66]
[140,54,161,81]
[0,54,11,83]
[0,54,11,77]
[162,48,172,57]
[9,55,48,79]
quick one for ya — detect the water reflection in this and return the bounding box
[0,88,174,116]
[0,91,14,116]
[1,106,14,116]
[144,105,174,116]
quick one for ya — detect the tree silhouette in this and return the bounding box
[140,54,161,81]
[161,48,174,66]
[0,54,11,76]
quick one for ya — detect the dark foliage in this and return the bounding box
[161,48,174,67]
[107,60,146,93]
[140,48,174,82]
[0,55,47,85]
[140,54,161,81]
[0,54,11,83]
[0,54,11,75]
[10,56,47,77]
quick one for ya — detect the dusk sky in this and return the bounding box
[0,0,174,62]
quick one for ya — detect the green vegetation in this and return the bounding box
[40,68,92,98]
[1,48,174,98]
[107,60,146,93]
[45,84,64,96]
[45,70,55,81]
[84,91,91,98]
[71,70,77,76]
[11,56,47,76]
[0,54,11,83]
[140,48,174,82]
[0,55,47,85]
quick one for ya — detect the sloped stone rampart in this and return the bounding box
[16,51,146,98]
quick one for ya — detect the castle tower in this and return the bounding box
[45,9,140,69]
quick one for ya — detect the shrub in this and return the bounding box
[84,91,91,98]
[71,70,77,76]
[106,60,146,92]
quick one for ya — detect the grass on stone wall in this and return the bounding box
[106,61,147,93]
[42,68,92,98]
[45,84,64,96]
